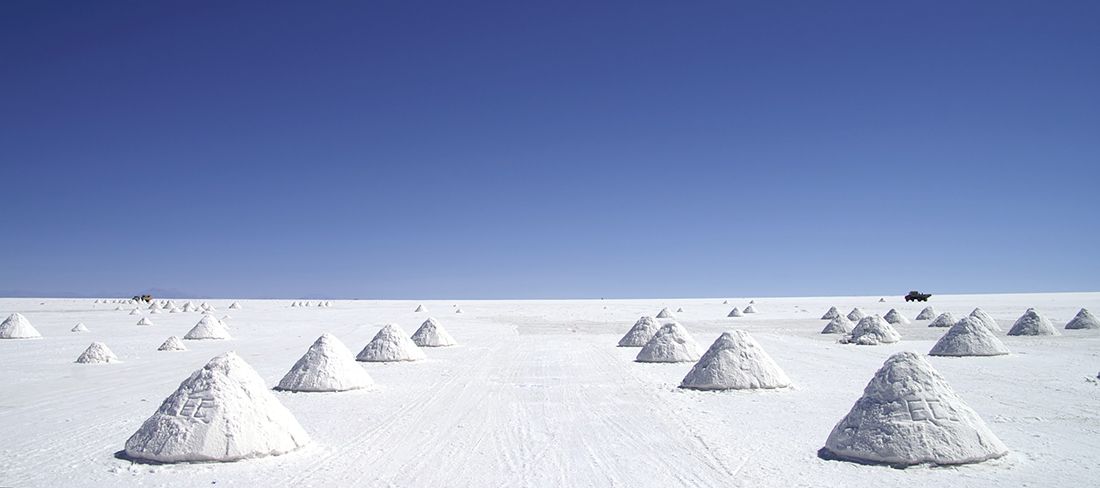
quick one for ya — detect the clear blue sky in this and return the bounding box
[1,1,1097,299]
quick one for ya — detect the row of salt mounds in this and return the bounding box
[969,308,1002,332]
[839,315,901,345]
[915,306,937,320]
[636,322,701,363]
[820,352,1007,467]
[277,333,374,392]
[847,308,866,322]
[184,315,232,340]
[76,342,120,364]
[1065,308,1100,329]
[883,309,910,325]
[0,313,42,339]
[680,330,792,390]
[821,306,840,320]
[1007,308,1059,336]
[123,352,310,463]
[158,336,188,351]
[618,316,660,347]
[411,318,457,347]
[727,307,743,317]
[821,315,855,334]
[656,307,676,319]
[72,322,89,333]
[927,312,956,328]
[930,316,1010,357]
[357,324,425,362]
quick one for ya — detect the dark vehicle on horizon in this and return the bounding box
[904,291,932,302]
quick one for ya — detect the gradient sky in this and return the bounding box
[1,1,1098,299]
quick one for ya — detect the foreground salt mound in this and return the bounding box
[821,307,840,320]
[1008,308,1059,336]
[184,315,232,340]
[1065,308,1100,330]
[1,313,42,339]
[680,331,791,390]
[123,352,310,463]
[743,304,757,313]
[883,309,910,325]
[72,322,89,333]
[636,322,701,363]
[847,308,866,322]
[411,317,457,347]
[969,308,1002,332]
[930,317,1010,357]
[277,334,374,392]
[356,324,426,362]
[928,312,956,328]
[76,342,120,364]
[158,336,187,351]
[618,316,660,347]
[656,307,676,319]
[727,307,743,317]
[915,306,937,320]
[820,352,1007,466]
[821,315,855,334]
[840,315,901,345]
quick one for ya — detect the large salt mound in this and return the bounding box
[656,307,676,319]
[883,309,911,325]
[743,304,758,314]
[411,317,457,347]
[76,342,120,364]
[276,333,375,392]
[618,316,660,347]
[820,352,1007,466]
[821,307,840,320]
[1008,308,1059,336]
[927,312,956,328]
[0,313,42,339]
[915,306,937,320]
[969,308,1002,332]
[821,315,855,334]
[840,315,901,345]
[184,315,232,340]
[123,352,310,463]
[158,336,187,351]
[71,322,89,333]
[680,331,791,390]
[929,316,1010,357]
[356,324,426,362]
[1065,308,1100,330]
[636,322,702,363]
[727,307,743,318]
[846,308,866,322]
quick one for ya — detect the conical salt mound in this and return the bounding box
[820,352,1008,466]
[743,304,757,313]
[123,352,310,463]
[129,309,142,316]
[883,309,911,325]
[150,308,162,314]
[915,306,937,320]
[72,322,89,333]
[840,315,901,345]
[879,297,886,302]
[676,307,684,313]
[1008,308,1059,336]
[680,331,792,390]
[411,317,457,347]
[136,317,154,326]
[727,307,743,317]
[636,322,702,363]
[276,333,375,392]
[847,308,866,322]
[618,316,660,347]
[821,307,840,320]
[930,316,1010,357]
[76,342,120,364]
[158,336,187,351]
[356,324,426,362]
[722,300,728,304]
[169,307,181,313]
[821,315,855,334]
[415,304,426,312]
[1065,308,1100,330]
[928,312,956,328]
[968,308,1002,332]
[114,306,122,311]
[148,303,158,310]
[656,307,676,319]
[184,315,232,340]
[229,301,241,310]
[290,302,298,308]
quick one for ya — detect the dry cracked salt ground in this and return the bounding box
[1,293,1099,487]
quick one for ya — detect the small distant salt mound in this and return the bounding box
[203,303,217,312]
[883,309,911,325]
[930,316,1010,357]
[411,317,457,347]
[821,315,855,334]
[181,303,194,312]
[129,308,141,316]
[150,308,162,315]
[76,342,120,364]
[184,315,232,340]
[290,302,298,308]
[676,307,684,313]
[229,301,242,310]
[749,300,755,304]
[455,308,464,314]
[114,306,122,311]
[636,322,702,363]
[1007,308,1059,336]
[743,304,758,313]
[820,352,1007,466]
[968,308,1002,332]
[415,304,426,312]
[821,307,840,320]
[727,307,743,317]
[158,336,187,351]
[915,306,937,320]
[277,333,375,392]
[0,313,41,339]
[680,330,791,390]
[169,306,181,313]
[846,308,866,322]
[356,324,426,362]
[722,300,729,305]
[618,316,660,347]
[656,307,676,319]
[325,301,333,307]
[878,297,886,302]
[1065,308,1100,330]
[927,312,956,328]
[137,317,154,326]
[94,299,100,304]
[161,302,172,310]
[72,323,89,333]
[123,352,310,463]
[840,315,901,345]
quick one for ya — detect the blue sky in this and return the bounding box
[1,1,1098,299]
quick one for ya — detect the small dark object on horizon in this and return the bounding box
[904,291,931,302]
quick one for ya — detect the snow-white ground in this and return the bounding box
[1,293,1098,487]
